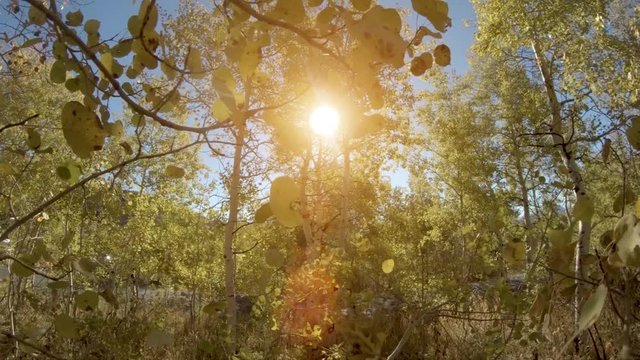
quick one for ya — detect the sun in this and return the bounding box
[309,105,340,136]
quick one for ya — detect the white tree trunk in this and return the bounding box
[532,42,592,353]
[223,124,245,353]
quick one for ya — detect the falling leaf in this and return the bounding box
[254,203,273,223]
[572,196,594,222]
[54,314,80,339]
[265,247,285,267]
[75,290,99,311]
[382,258,395,273]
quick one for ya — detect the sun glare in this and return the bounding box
[309,105,340,136]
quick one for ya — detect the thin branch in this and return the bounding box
[0,114,39,134]
[0,254,69,280]
[24,0,230,134]
[227,0,351,70]
[0,140,203,241]
[1,331,67,360]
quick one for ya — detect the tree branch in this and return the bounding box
[0,140,203,241]
[24,0,230,134]
[0,114,39,134]
[227,0,351,70]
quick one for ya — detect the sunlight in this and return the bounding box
[309,105,340,136]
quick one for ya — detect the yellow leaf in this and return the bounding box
[166,165,186,178]
[272,0,305,24]
[411,0,451,32]
[65,10,83,27]
[61,101,106,158]
[269,176,302,227]
[572,196,594,222]
[382,259,395,273]
[433,44,451,67]
[186,48,205,79]
[351,0,371,11]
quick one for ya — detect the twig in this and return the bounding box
[227,0,351,70]
[0,254,69,280]
[0,140,204,241]
[0,114,39,134]
[1,331,67,360]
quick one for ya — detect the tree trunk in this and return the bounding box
[223,123,245,354]
[532,41,592,353]
[511,136,535,265]
[340,134,351,248]
[299,148,315,260]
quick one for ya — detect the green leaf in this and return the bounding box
[128,15,142,36]
[613,214,640,266]
[166,165,186,178]
[10,256,36,277]
[54,314,80,339]
[145,329,173,348]
[211,99,231,121]
[382,258,395,273]
[161,60,176,80]
[626,117,640,150]
[61,101,106,158]
[65,10,83,26]
[84,19,100,34]
[504,240,526,268]
[26,128,41,149]
[105,120,124,138]
[202,301,225,315]
[74,257,98,275]
[613,187,636,213]
[186,48,204,79]
[99,289,118,308]
[575,284,607,333]
[56,160,81,184]
[138,0,159,30]
[269,176,303,227]
[20,37,42,49]
[411,0,451,32]
[265,247,285,267]
[28,6,47,26]
[75,290,99,311]
[254,203,273,223]
[0,162,18,176]
[572,196,594,222]
[50,60,67,84]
